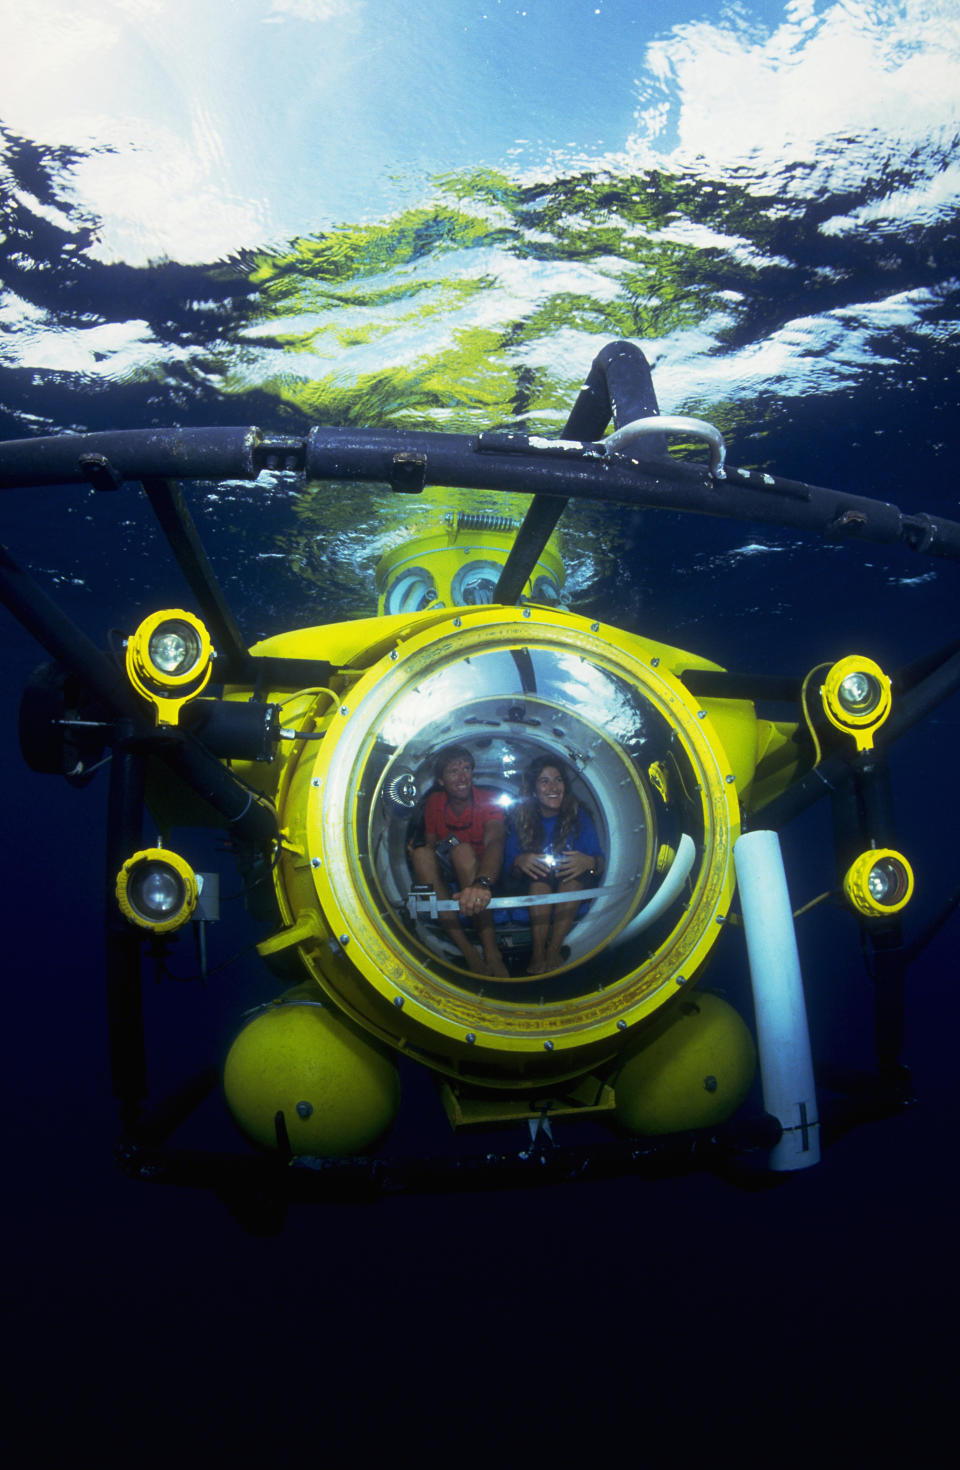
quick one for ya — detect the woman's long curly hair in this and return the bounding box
[513,755,581,853]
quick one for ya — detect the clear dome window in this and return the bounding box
[329,642,709,1000]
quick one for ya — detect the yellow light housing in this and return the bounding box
[821,655,892,750]
[843,848,914,917]
[126,609,213,723]
[116,847,199,933]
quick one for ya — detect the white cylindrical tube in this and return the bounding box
[734,830,820,1170]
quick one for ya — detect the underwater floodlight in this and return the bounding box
[843,849,914,917]
[149,623,202,676]
[821,655,892,750]
[126,608,213,724]
[136,865,183,913]
[837,669,880,713]
[116,847,199,933]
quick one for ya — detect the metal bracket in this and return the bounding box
[901,513,938,554]
[527,1110,554,1147]
[828,507,869,538]
[391,451,427,493]
[78,452,124,492]
[252,437,306,474]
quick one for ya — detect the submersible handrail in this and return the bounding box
[603,414,727,478]
[1,423,959,563]
[407,882,629,918]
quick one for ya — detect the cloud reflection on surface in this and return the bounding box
[2,2,955,266]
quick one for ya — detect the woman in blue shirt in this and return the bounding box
[504,755,604,974]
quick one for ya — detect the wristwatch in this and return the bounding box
[474,875,492,890]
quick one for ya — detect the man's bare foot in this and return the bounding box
[459,945,486,974]
[526,955,547,975]
[484,950,509,978]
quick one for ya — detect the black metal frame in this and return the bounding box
[2,424,958,564]
[2,340,958,1225]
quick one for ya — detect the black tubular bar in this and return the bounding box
[830,768,864,881]
[159,732,278,845]
[0,426,262,487]
[570,340,669,446]
[870,923,909,1076]
[885,645,960,736]
[303,430,960,561]
[112,1076,912,1205]
[105,735,148,1124]
[0,543,144,720]
[2,426,960,564]
[140,477,255,682]
[116,1111,786,1202]
[830,755,907,1071]
[490,499,567,606]
[134,1067,222,1148]
[902,878,960,966]
[494,340,667,602]
[894,636,960,693]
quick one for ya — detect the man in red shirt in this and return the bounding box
[411,745,508,976]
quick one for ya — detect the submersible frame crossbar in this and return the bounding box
[0,430,958,566]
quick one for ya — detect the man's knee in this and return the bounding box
[411,846,437,883]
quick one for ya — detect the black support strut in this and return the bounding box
[140,477,255,682]
[0,544,143,720]
[105,734,148,1128]
[493,340,666,603]
[831,754,908,1075]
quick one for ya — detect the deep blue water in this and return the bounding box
[3,1,959,1455]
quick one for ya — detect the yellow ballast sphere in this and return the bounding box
[843,848,914,917]
[614,992,756,1135]
[223,996,401,1156]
